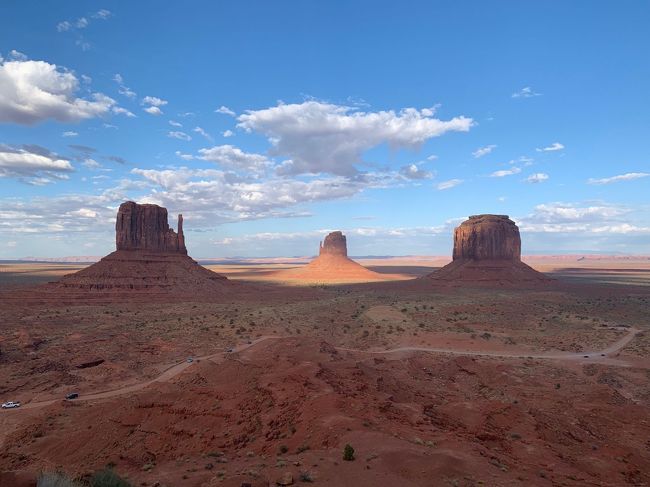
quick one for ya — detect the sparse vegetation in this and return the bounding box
[343,444,355,461]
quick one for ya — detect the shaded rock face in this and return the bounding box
[319,231,347,257]
[453,215,521,262]
[116,201,186,254]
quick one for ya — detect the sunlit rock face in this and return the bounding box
[452,214,520,262]
[319,231,348,257]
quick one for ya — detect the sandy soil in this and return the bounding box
[0,257,649,486]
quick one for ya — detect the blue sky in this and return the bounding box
[1,1,649,258]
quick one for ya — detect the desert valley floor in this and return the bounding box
[1,257,649,486]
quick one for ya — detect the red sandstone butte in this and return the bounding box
[429,214,550,285]
[274,231,391,283]
[115,201,187,253]
[53,201,228,294]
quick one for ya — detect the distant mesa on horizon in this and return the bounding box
[427,214,552,285]
[272,230,405,283]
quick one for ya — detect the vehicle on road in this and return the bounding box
[65,393,79,400]
[1,401,21,409]
[187,357,193,363]
[226,348,234,353]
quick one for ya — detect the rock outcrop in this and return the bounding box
[53,201,229,295]
[453,215,520,261]
[428,214,550,285]
[274,231,395,283]
[319,231,347,257]
[116,201,187,253]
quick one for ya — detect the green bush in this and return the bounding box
[343,443,355,461]
[90,468,132,487]
[37,473,81,487]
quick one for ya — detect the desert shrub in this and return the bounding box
[299,471,314,482]
[90,468,132,487]
[343,444,355,461]
[37,472,81,487]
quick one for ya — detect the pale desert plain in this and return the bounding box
[1,211,649,487]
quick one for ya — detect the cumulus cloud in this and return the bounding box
[216,105,235,116]
[175,151,194,161]
[222,129,234,137]
[193,126,213,141]
[144,106,163,116]
[0,144,74,182]
[525,172,549,183]
[142,96,167,115]
[512,86,542,98]
[399,164,434,180]
[0,58,117,124]
[587,172,649,185]
[437,178,463,190]
[62,131,78,137]
[536,142,564,152]
[113,73,136,99]
[198,145,271,173]
[168,131,191,141]
[112,106,135,117]
[472,144,496,158]
[130,166,383,223]
[237,101,473,176]
[517,202,650,236]
[169,120,182,127]
[490,167,522,177]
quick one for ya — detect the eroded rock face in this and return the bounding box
[116,201,187,254]
[453,215,521,262]
[319,231,347,257]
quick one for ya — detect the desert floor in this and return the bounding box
[0,256,649,486]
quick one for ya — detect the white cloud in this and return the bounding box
[399,164,433,180]
[70,208,97,218]
[490,167,522,177]
[56,21,72,32]
[517,202,650,237]
[76,17,89,29]
[82,158,102,169]
[222,129,234,137]
[198,145,271,173]
[62,131,78,137]
[142,96,167,107]
[168,131,191,141]
[0,144,74,181]
[512,86,542,98]
[169,120,182,127]
[426,154,438,161]
[237,100,473,176]
[193,126,213,141]
[112,106,135,117]
[216,105,235,116]
[113,74,137,99]
[0,59,117,124]
[525,172,549,183]
[437,178,463,190]
[175,151,194,161]
[472,144,496,158]
[144,106,163,116]
[536,142,564,152]
[9,50,28,61]
[92,9,112,20]
[587,172,649,185]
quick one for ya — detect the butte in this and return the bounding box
[273,231,395,283]
[427,214,551,285]
[52,201,229,295]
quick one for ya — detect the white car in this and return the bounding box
[1,401,21,409]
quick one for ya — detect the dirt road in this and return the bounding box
[6,328,641,412]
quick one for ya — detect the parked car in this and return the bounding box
[226,348,234,353]
[187,357,193,363]
[65,393,79,400]
[1,401,21,409]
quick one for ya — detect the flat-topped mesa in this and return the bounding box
[453,214,521,262]
[319,231,347,257]
[116,201,187,254]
